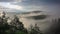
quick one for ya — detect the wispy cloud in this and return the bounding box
[0,0,60,12]
[0,2,23,10]
[0,0,22,2]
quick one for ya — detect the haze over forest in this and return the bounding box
[0,0,60,34]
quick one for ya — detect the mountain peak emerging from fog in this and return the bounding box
[22,11,42,14]
[31,11,42,13]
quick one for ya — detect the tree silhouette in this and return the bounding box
[54,18,60,34]
[0,12,9,34]
[46,18,60,34]
[29,24,42,34]
[10,15,28,34]
[0,12,44,34]
[10,15,24,30]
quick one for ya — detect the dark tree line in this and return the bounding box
[0,12,42,34]
[45,18,60,34]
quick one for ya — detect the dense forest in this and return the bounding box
[0,12,43,34]
[0,12,60,34]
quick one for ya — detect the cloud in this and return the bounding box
[0,2,23,10]
[0,6,11,12]
[0,6,23,12]
[0,0,22,2]
[6,4,23,10]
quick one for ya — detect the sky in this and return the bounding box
[0,0,60,12]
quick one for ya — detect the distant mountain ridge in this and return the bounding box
[22,11,42,14]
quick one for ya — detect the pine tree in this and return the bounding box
[0,12,9,34]
[10,15,24,30]
[29,24,42,34]
[0,12,28,34]
[10,15,28,34]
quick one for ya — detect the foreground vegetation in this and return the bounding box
[0,12,60,34]
[0,12,43,34]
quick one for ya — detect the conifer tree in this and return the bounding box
[10,15,24,30]
[29,24,42,34]
[0,12,9,34]
[10,15,28,34]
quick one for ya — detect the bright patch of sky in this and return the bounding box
[0,2,23,10]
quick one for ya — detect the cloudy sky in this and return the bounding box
[0,0,60,12]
